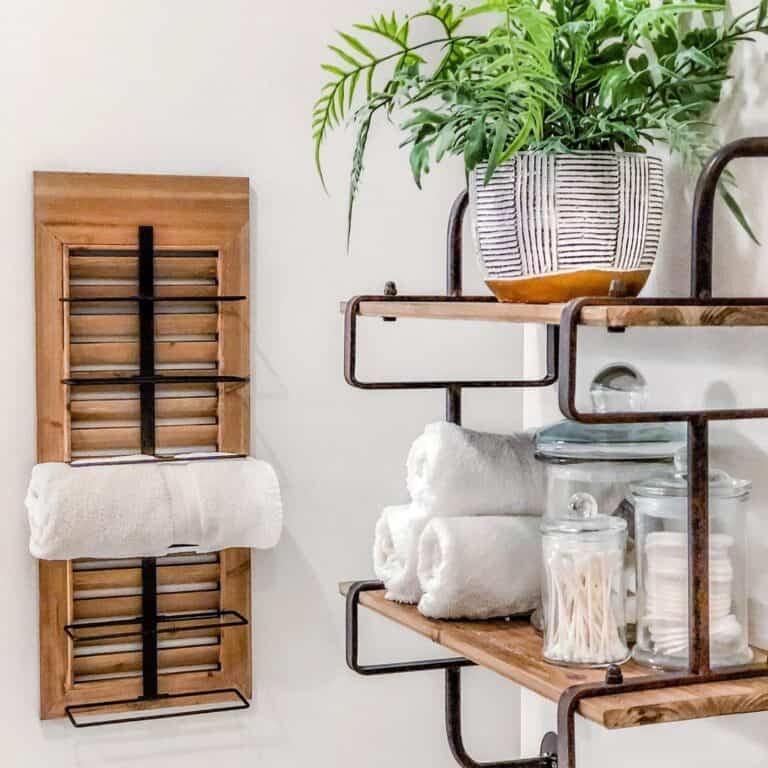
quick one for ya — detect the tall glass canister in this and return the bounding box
[632,454,752,669]
[541,493,629,667]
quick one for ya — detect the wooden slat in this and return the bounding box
[70,383,217,401]
[70,314,217,339]
[588,304,768,328]
[65,367,220,381]
[74,590,220,621]
[70,255,217,280]
[73,564,220,592]
[74,627,222,648]
[69,283,218,300]
[71,397,217,424]
[348,588,768,730]
[346,299,768,328]
[352,299,565,324]
[70,424,218,452]
[74,645,220,677]
[70,340,218,367]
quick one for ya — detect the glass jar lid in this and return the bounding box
[631,449,751,500]
[535,364,684,462]
[541,493,628,535]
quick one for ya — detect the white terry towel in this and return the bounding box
[373,504,430,604]
[26,454,282,560]
[417,516,541,620]
[407,422,544,517]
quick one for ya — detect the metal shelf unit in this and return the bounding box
[339,137,768,768]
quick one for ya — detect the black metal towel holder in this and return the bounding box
[62,225,251,727]
[343,137,768,768]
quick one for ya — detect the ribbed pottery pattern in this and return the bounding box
[471,152,665,280]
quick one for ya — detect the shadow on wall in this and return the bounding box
[643,41,768,299]
[705,381,768,586]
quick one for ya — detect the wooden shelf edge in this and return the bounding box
[340,298,768,328]
[344,586,768,730]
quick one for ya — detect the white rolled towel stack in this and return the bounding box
[26,454,283,560]
[373,422,544,618]
[417,516,541,619]
[407,422,543,517]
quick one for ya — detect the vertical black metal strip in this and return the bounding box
[447,191,468,298]
[446,384,462,426]
[138,226,159,700]
[687,416,710,674]
[141,556,159,699]
[445,667,555,768]
[138,225,156,455]
[446,191,468,426]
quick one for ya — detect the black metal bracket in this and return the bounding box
[65,688,250,728]
[446,667,558,768]
[347,581,558,767]
[61,225,250,726]
[346,580,472,675]
[344,296,559,392]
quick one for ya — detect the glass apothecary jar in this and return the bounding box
[541,493,629,667]
[535,364,684,523]
[632,455,753,669]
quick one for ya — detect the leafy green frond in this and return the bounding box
[315,0,767,239]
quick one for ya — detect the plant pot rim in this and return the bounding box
[476,149,662,164]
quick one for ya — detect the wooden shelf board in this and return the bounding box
[341,299,768,328]
[343,586,768,730]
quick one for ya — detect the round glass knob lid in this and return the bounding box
[590,363,648,414]
[567,492,599,521]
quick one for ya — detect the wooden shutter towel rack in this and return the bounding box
[34,172,253,725]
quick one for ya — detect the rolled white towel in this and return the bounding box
[417,516,541,620]
[373,504,430,604]
[26,454,282,560]
[406,422,544,517]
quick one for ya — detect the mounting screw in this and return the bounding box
[605,664,624,685]
[383,281,398,322]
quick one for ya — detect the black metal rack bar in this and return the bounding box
[70,453,248,468]
[64,374,248,386]
[64,609,249,642]
[62,224,250,727]
[342,137,768,768]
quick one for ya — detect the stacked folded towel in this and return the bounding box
[26,453,283,560]
[417,516,541,620]
[407,422,543,517]
[374,422,544,619]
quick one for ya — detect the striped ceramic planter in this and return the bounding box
[470,152,664,303]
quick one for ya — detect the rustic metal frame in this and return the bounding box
[341,136,768,768]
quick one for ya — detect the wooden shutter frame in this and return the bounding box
[34,172,252,719]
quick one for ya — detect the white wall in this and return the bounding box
[522,4,768,763]
[0,1,528,766]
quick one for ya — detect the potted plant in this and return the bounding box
[314,0,767,303]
